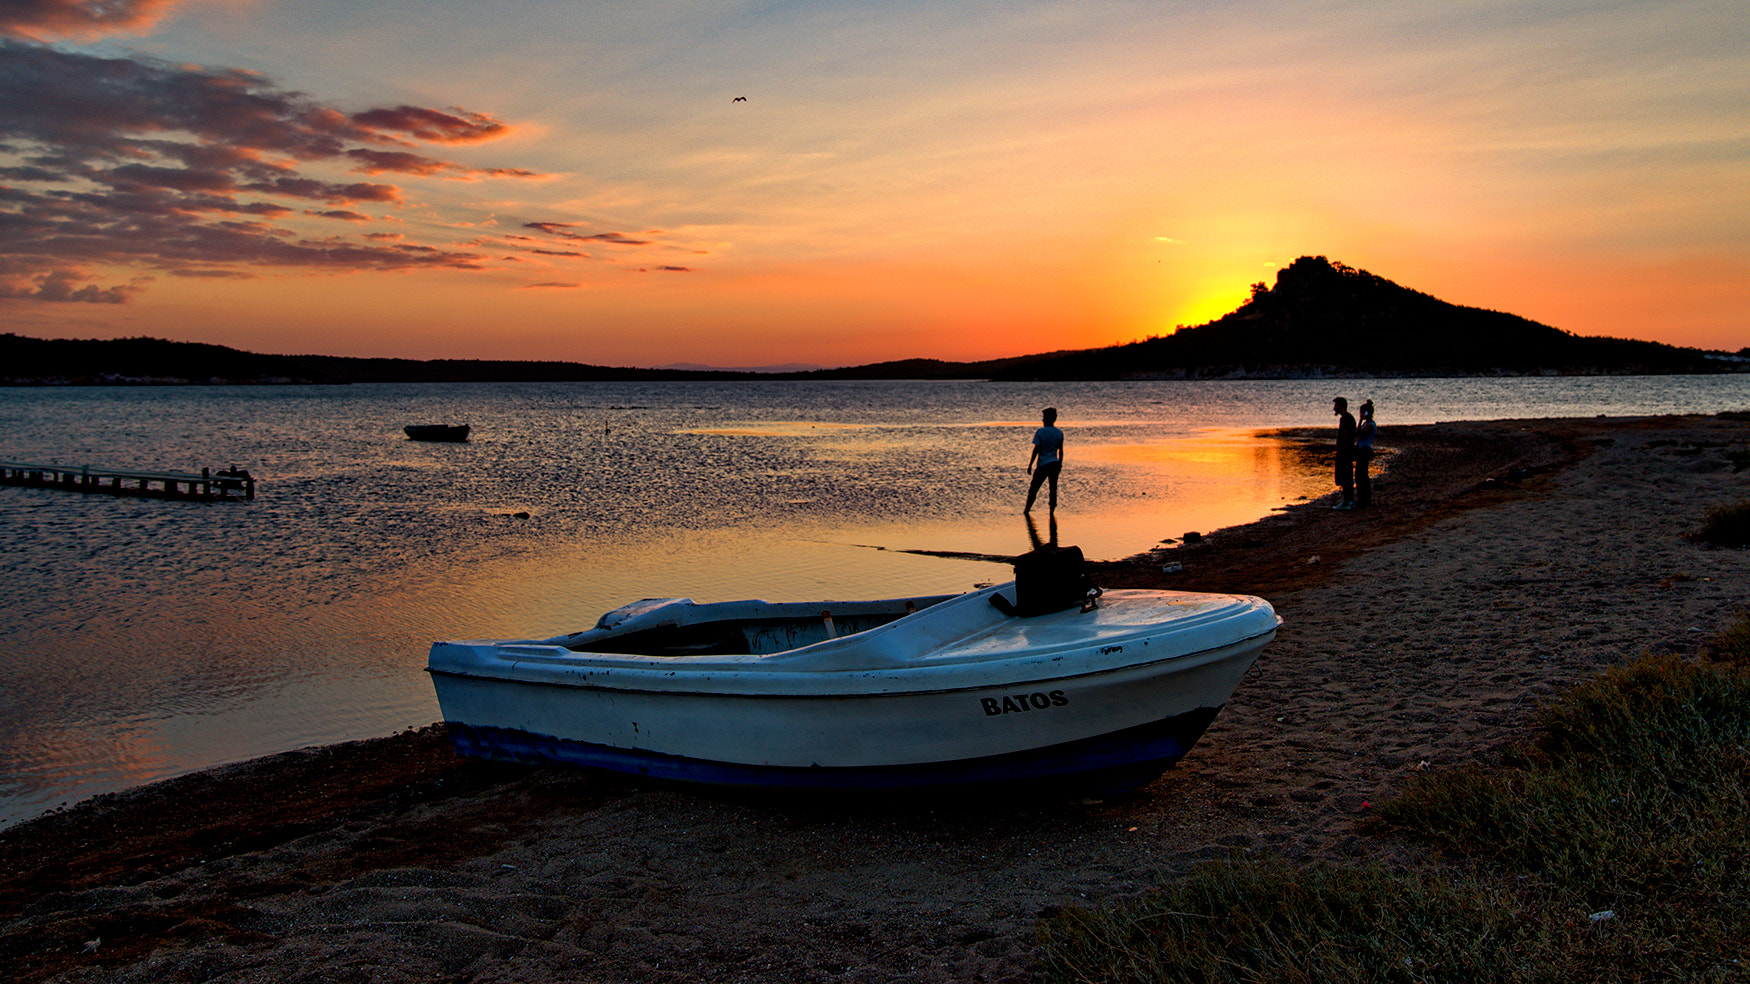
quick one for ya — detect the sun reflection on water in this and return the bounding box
[3,374,1744,826]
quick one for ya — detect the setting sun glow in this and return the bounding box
[0,0,1743,365]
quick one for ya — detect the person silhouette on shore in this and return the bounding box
[1332,397,1356,510]
[1025,407,1063,513]
[1354,399,1377,508]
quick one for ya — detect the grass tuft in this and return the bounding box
[1381,654,1750,903]
[1040,643,1750,983]
[1039,860,1545,984]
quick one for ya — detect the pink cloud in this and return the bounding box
[0,268,138,302]
[0,0,180,41]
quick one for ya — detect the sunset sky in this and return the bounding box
[1,0,1744,367]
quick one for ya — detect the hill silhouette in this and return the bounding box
[2,257,1738,384]
[0,335,762,385]
[806,256,1736,379]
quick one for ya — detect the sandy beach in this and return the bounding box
[3,413,1747,983]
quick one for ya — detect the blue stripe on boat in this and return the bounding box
[444,705,1223,794]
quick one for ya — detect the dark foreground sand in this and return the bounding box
[4,414,1748,983]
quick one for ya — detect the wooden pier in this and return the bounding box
[0,461,255,501]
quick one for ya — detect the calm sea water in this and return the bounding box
[1,375,1745,827]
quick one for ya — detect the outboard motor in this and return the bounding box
[991,543,1102,616]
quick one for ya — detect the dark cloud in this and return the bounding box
[503,221,698,273]
[0,38,539,303]
[307,209,373,222]
[0,164,63,181]
[346,148,454,177]
[169,268,252,279]
[350,105,507,144]
[524,221,651,246]
[343,149,538,181]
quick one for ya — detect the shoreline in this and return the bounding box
[3,413,1747,982]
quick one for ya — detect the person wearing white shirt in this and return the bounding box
[1025,407,1064,513]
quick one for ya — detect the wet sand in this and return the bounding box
[4,413,1748,983]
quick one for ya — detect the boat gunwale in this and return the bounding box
[426,623,1278,699]
[455,586,1274,664]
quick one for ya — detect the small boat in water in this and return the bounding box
[427,576,1279,794]
[404,424,470,442]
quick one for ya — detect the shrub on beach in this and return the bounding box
[1039,650,1750,983]
[1696,499,1750,546]
[1383,654,1750,895]
[1707,609,1750,669]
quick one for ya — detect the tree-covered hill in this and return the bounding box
[807,256,1729,380]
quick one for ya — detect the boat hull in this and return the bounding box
[429,586,1276,793]
[443,706,1224,793]
[404,424,470,442]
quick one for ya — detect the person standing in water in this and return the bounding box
[1025,407,1064,513]
[1332,396,1357,510]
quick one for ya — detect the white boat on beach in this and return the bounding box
[427,576,1280,794]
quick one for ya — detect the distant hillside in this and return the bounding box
[807,256,1739,380]
[3,256,1739,384]
[0,335,765,385]
[660,362,825,374]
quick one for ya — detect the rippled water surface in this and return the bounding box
[1,376,1745,826]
